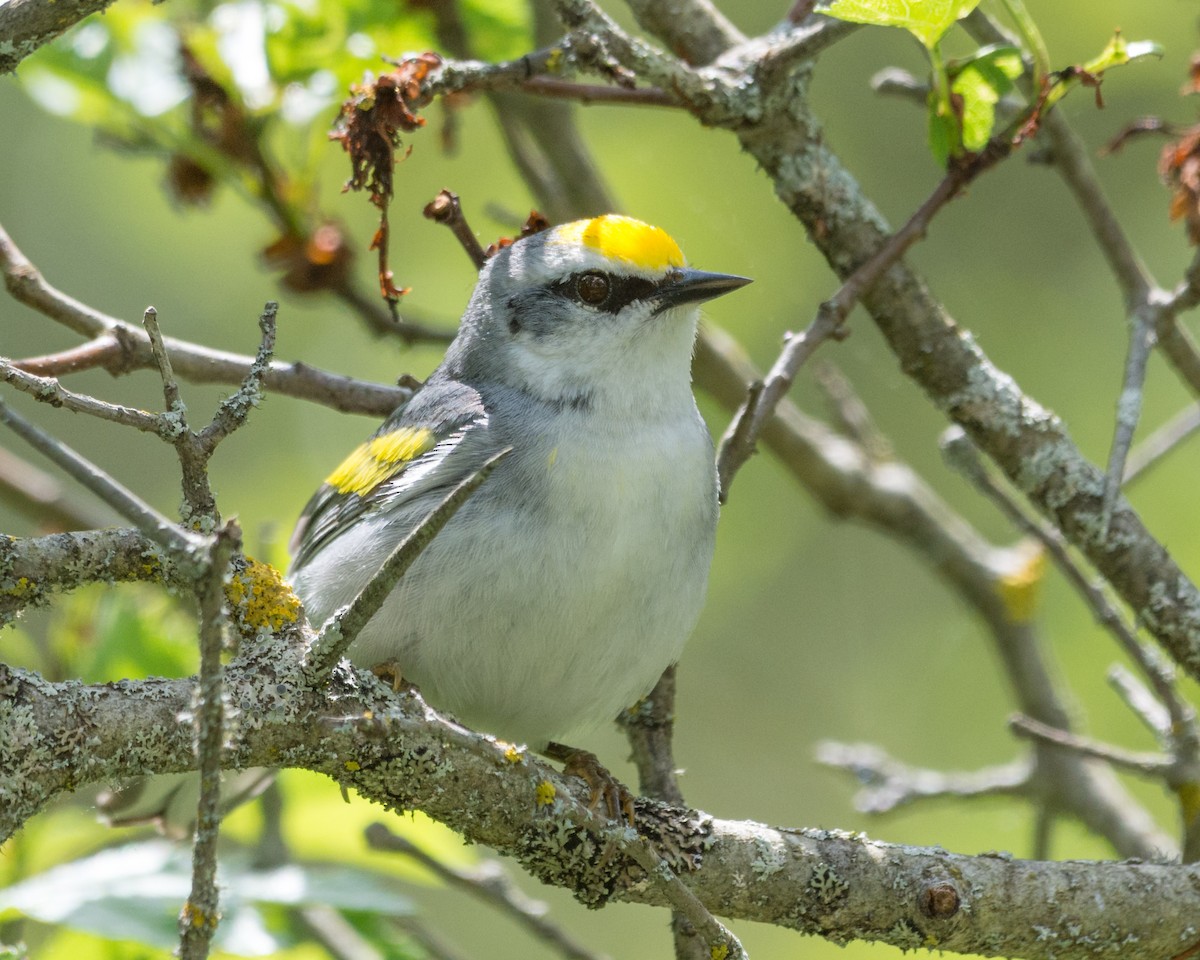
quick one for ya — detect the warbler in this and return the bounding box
[291,214,748,749]
[98,214,748,831]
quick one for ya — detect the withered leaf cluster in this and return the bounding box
[330,53,443,301]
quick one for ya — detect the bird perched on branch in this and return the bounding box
[101,213,749,831]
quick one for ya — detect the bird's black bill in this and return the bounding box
[653,268,752,313]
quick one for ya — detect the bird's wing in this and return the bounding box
[289,378,490,571]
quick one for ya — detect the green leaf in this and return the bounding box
[0,840,415,955]
[1040,33,1165,114]
[926,96,959,167]
[950,45,1023,152]
[1081,33,1164,75]
[818,0,982,49]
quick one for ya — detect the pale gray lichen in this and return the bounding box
[888,918,925,952]
[808,861,849,906]
[514,815,622,908]
[751,835,787,878]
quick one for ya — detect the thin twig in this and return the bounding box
[0,447,114,530]
[365,823,607,960]
[1108,665,1171,740]
[307,448,511,676]
[520,76,674,105]
[0,398,201,560]
[144,307,185,418]
[594,815,744,960]
[423,190,487,270]
[0,357,163,435]
[178,521,240,960]
[716,167,968,502]
[1,222,418,417]
[388,917,471,960]
[11,333,137,376]
[1009,715,1171,777]
[297,905,385,960]
[939,426,1192,730]
[812,361,891,462]
[816,742,1032,814]
[619,664,686,807]
[198,303,277,454]
[1100,300,1164,534]
[1123,403,1200,486]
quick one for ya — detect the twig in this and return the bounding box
[197,303,277,454]
[143,307,215,527]
[330,281,453,345]
[0,398,201,560]
[939,427,1193,731]
[1123,403,1200,486]
[147,303,277,528]
[1031,806,1055,861]
[619,664,686,807]
[365,823,607,960]
[1,222,416,417]
[582,813,744,960]
[519,76,674,105]
[179,521,240,960]
[718,15,859,78]
[1108,665,1171,740]
[388,917,470,960]
[144,307,184,417]
[0,447,113,530]
[297,905,384,960]
[11,334,136,376]
[1009,715,1171,777]
[423,190,487,269]
[624,0,743,65]
[812,361,891,461]
[716,167,968,502]
[307,448,511,675]
[816,742,1032,814]
[0,356,163,435]
[1100,300,1164,534]
[0,0,116,72]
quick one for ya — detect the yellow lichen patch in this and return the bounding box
[344,759,361,772]
[553,215,684,272]
[711,945,729,960]
[502,743,525,764]
[326,426,436,496]
[535,780,557,806]
[225,558,302,633]
[3,576,39,599]
[997,542,1046,623]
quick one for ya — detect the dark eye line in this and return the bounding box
[551,271,660,315]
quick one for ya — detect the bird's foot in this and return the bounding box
[370,660,409,693]
[544,741,636,828]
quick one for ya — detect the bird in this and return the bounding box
[99,213,749,831]
[291,214,748,749]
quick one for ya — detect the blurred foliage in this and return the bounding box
[821,0,1161,165]
[3,0,1200,957]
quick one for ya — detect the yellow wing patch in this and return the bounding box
[552,215,684,272]
[326,426,436,496]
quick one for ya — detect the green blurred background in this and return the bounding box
[3,0,1200,956]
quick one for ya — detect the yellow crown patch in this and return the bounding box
[552,215,684,272]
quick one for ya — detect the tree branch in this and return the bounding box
[0,0,116,74]
[1,223,413,418]
[3,653,1198,959]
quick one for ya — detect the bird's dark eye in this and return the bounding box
[575,272,610,306]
